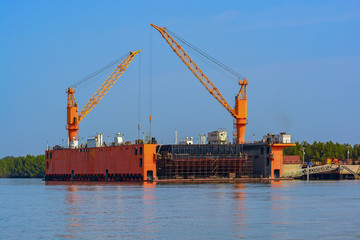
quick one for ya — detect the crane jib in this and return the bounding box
[150,23,247,144]
[66,50,141,142]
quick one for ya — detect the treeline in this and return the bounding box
[0,155,45,178]
[284,141,360,162]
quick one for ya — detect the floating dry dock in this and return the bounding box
[45,132,297,181]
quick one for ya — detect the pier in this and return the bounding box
[283,164,360,180]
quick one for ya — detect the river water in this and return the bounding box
[0,179,359,239]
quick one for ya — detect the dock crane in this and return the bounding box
[66,50,140,144]
[150,23,248,144]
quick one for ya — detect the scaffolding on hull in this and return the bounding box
[157,152,253,179]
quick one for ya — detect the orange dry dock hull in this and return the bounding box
[270,143,296,178]
[45,144,157,181]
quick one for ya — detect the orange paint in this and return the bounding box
[45,144,157,181]
[65,51,140,143]
[234,79,248,144]
[270,143,296,178]
[66,87,79,141]
[151,23,248,144]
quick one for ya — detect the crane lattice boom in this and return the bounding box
[78,50,140,122]
[150,24,235,117]
[150,23,248,144]
[66,50,140,142]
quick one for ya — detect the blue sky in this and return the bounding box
[0,0,359,157]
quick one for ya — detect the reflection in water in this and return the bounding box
[3,179,360,239]
[269,180,291,239]
[52,181,161,239]
[64,185,81,239]
[270,180,283,186]
[142,182,156,202]
[141,182,158,238]
[270,180,285,210]
[233,183,247,238]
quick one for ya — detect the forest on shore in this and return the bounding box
[284,141,360,162]
[0,155,45,178]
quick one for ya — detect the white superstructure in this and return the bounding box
[263,132,291,144]
[113,133,124,145]
[208,130,228,144]
[70,137,79,149]
[179,137,193,145]
[87,133,104,148]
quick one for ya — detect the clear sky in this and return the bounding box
[0,0,359,157]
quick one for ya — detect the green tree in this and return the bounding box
[0,154,45,178]
[284,141,360,163]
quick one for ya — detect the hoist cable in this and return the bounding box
[167,28,245,80]
[69,53,128,89]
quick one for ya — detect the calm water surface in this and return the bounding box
[0,179,359,239]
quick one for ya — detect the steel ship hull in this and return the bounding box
[45,144,157,181]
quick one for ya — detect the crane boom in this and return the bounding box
[150,23,235,118]
[66,50,140,143]
[150,23,248,144]
[78,50,141,122]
